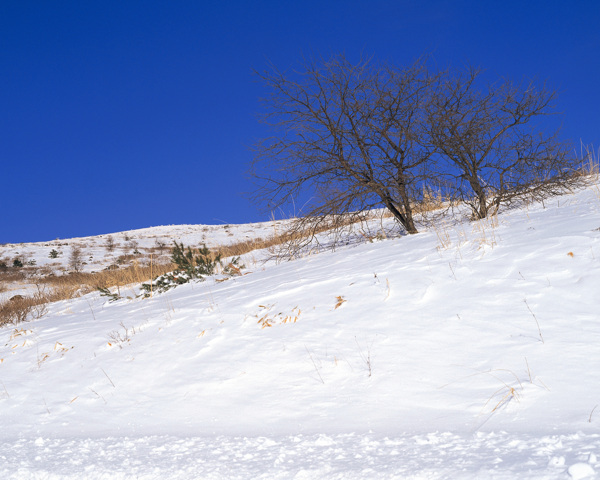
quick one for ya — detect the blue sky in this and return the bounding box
[1,1,598,243]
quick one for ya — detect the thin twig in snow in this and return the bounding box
[589,405,598,423]
[305,345,324,384]
[524,299,544,344]
[101,368,116,388]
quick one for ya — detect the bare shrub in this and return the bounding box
[154,239,167,255]
[105,236,115,252]
[0,293,49,327]
[0,298,32,326]
[69,246,84,273]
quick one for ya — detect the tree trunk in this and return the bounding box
[383,197,418,234]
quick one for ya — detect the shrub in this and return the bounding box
[69,246,84,273]
[97,287,121,302]
[140,242,235,297]
[154,239,167,254]
[12,259,23,268]
[49,249,60,259]
[105,236,115,252]
[171,241,221,277]
[0,294,48,327]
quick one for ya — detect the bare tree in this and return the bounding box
[252,54,443,238]
[154,239,167,255]
[425,67,581,219]
[253,55,582,253]
[69,246,84,273]
[105,235,115,252]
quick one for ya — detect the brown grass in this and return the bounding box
[0,294,49,327]
[216,234,295,258]
[215,213,367,260]
[0,270,27,283]
[39,259,175,295]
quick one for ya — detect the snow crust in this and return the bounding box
[2,432,600,479]
[1,184,600,478]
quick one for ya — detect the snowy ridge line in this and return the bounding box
[0,220,293,247]
[1,431,599,480]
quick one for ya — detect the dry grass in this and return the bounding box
[39,259,175,296]
[0,257,176,327]
[217,193,449,261]
[412,187,448,214]
[472,213,499,250]
[334,296,346,309]
[0,270,27,283]
[216,233,298,258]
[0,294,49,327]
[214,218,356,259]
[253,304,301,329]
[578,143,599,178]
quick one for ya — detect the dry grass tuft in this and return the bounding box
[412,187,447,214]
[578,143,599,178]
[334,296,346,309]
[0,294,49,327]
[253,304,301,328]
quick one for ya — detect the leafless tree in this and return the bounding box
[253,55,582,255]
[154,239,167,255]
[105,235,115,252]
[69,246,84,273]
[252,54,443,239]
[425,67,582,219]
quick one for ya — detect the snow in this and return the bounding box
[2,432,600,479]
[1,183,600,478]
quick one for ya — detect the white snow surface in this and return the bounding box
[1,184,600,478]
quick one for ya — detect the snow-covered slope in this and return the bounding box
[0,220,288,273]
[1,184,600,479]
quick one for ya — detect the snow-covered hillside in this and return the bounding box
[0,220,288,274]
[1,184,600,479]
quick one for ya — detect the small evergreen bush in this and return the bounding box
[171,241,221,277]
[97,287,121,302]
[140,242,243,298]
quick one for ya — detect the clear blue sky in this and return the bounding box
[1,1,598,243]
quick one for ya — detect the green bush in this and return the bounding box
[171,241,221,277]
[140,242,242,298]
